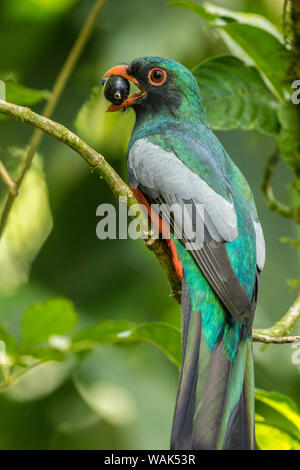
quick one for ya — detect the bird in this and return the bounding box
[102,57,265,450]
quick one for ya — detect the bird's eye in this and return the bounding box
[148,68,167,86]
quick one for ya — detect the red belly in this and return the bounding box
[131,187,183,282]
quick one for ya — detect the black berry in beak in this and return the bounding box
[103,75,130,106]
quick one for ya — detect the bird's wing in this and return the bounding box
[226,157,265,272]
[128,137,260,325]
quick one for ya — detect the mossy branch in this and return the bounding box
[0,160,18,197]
[253,292,300,343]
[0,98,181,302]
[252,333,300,344]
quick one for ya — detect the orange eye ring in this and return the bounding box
[148,68,167,86]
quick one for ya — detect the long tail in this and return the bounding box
[170,280,255,450]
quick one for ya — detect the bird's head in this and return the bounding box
[102,56,204,121]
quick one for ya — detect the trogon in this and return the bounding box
[102,57,265,450]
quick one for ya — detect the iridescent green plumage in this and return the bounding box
[107,56,264,449]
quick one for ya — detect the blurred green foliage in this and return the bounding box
[255,389,300,449]
[192,55,280,135]
[0,0,299,450]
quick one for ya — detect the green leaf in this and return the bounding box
[4,359,75,403]
[172,1,292,100]
[26,347,66,362]
[22,298,78,350]
[170,0,218,21]
[255,422,300,450]
[130,322,181,367]
[72,320,181,367]
[171,1,283,38]
[0,150,53,292]
[0,76,49,124]
[4,80,50,106]
[3,0,78,22]
[75,87,134,157]
[0,325,18,357]
[72,319,136,346]
[277,103,300,173]
[193,55,280,135]
[255,389,300,450]
[220,23,292,100]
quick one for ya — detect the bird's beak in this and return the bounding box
[102,64,146,112]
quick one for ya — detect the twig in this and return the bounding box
[0,0,107,238]
[252,333,300,343]
[261,149,299,221]
[0,101,136,199]
[0,160,18,196]
[145,238,182,303]
[0,99,181,300]
[253,292,300,343]
[0,362,42,393]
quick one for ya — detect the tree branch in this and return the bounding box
[261,149,300,221]
[0,160,18,196]
[0,98,181,301]
[252,332,300,343]
[253,292,300,343]
[0,0,107,238]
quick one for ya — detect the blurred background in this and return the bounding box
[0,0,299,450]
